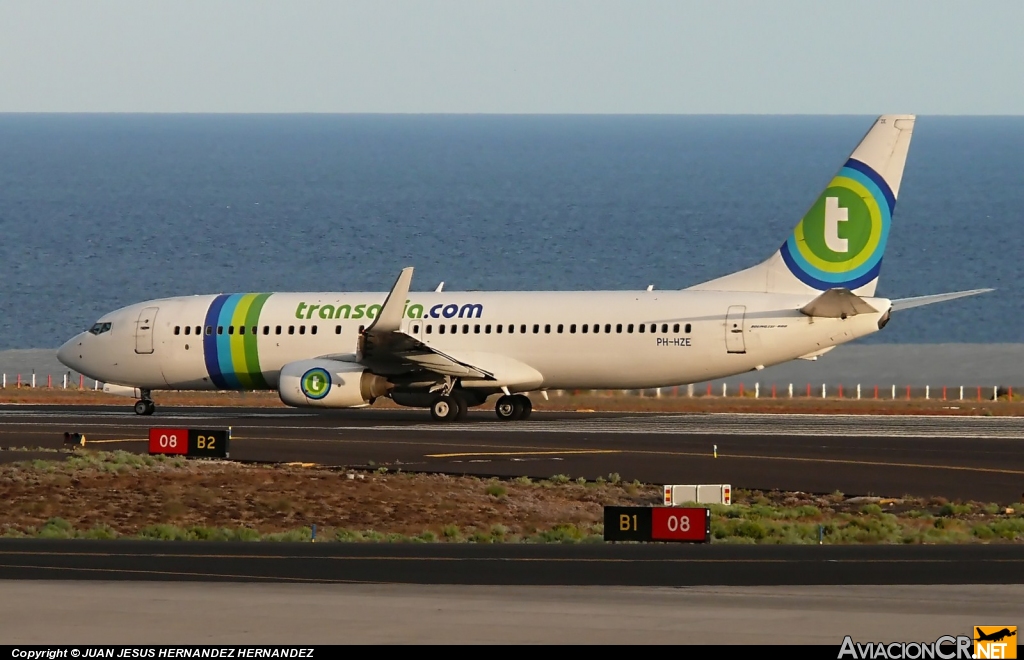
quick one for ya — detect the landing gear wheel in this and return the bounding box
[495,394,523,421]
[134,400,155,416]
[515,394,532,420]
[430,395,461,422]
[452,392,469,421]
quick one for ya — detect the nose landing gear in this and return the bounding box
[134,390,155,416]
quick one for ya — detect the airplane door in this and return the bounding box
[725,305,746,354]
[135,306,159,354]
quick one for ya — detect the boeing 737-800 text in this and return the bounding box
[57,115,990,421]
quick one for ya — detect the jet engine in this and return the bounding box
[278,359,392,408]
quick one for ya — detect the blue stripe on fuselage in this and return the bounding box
[215,294,244,389]
[203,295,230,388]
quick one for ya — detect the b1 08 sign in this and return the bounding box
[603,506,710,543]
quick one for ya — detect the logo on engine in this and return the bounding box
[300,367,331,400]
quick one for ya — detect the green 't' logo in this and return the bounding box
[799,187,873,263]
[300,367,331,400]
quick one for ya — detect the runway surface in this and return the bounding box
[3,405,1024,502]
[2,539,1023,585]
[3,581,1022,644]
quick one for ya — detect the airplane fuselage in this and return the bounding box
[59,289,890,392]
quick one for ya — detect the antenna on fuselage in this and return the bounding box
[435,282,444,292]
[646,285,654,291]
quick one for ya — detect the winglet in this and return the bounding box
[891,288,993,312]
[366,267,414,334]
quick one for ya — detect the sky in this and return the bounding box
[1,1,1022,114]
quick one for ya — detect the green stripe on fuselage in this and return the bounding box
[243,293,271,389]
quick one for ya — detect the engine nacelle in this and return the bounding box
[278,359,391,409]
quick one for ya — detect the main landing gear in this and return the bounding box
[429,392,469,422]
[428,392,532,422]
[495,394,532,421]
[134,390,155,416]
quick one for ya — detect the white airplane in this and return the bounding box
[58,114,990,421]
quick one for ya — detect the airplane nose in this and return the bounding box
[57,334,85,372]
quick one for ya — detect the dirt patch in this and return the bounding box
[0,451,653,540]
[2,388,1023,415]
[2,451,1023,543]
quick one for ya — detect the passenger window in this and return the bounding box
[616,324,622,333]
[581,324,587,333]
[299,326,306,335]
[439,325,446,334]
[263,326,270,335]
[195,326,201,336]
[311,326,317,335]
[275,326,282,335]
[174,326,180,335]
[606,324,612,333]
[206,326,213,335]
[451,325,458,334]
[239,326,245,335]
[463,324,469,334]
[413,324,420,334]
[185,326,191,336]
[673,323,680,333]
[557,324,563,333]
[519,324,525,334]
[288,326,294,335]
[218,326,224,335]
[544,324,551,334]
[335,325,342,334]
[627,324,634,333]
[639,324,645,334]
[474,325,480,334]
[427,325,433,334]
[485,324,491,334]
[685,323,692,333]
[252,326,257,335]
[533,324,540,334]
[661,324,668,333]
[569,324,576,334]
[651,324,657,333]
[496,325,502,334]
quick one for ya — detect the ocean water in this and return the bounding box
[0,114,1021,350]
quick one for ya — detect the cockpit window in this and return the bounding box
[88,322,112,335]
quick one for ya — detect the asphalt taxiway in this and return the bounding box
[2,539,1023,585]
[2,405,1024,502]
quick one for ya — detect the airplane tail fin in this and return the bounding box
[688,115,916,297]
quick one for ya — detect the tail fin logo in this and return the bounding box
[780,158,895,290]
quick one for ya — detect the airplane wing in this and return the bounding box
[890,288,993,311]
[350,267,541,388]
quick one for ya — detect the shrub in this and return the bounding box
[549,474,570,484]
[939,503,972,517]
[485,484,507,498]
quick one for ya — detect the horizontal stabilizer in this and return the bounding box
[800,288,878,318]
[891,288,993,311]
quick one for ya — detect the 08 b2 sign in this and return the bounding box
[148,428,230,458]
[603,506,711,543]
